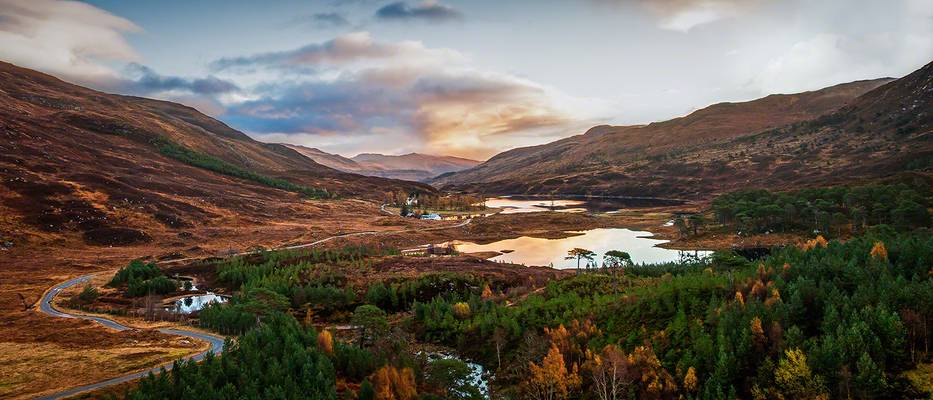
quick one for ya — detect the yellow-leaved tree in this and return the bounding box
[371,365,417,400]
[525,345,582,400]
[451,302,472,319]
[683,366,698,393]
[774,348,828,400]
[317,330,333,355]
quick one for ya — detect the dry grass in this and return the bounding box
[0,334,204,400]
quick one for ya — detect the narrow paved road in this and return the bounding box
[36,210,471,399]
[36,275,226,400]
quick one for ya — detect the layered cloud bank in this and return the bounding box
[212,32,591,158]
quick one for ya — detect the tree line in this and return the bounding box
[711,183,930,236]
[152,136,331,199]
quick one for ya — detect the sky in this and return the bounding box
[1,0,931,160]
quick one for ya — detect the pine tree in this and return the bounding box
[359,379,375,400]
[855,353,887,398]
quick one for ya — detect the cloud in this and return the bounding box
[591,0,757,32]
[737,1,933,96]
[215,34,594,159]
[307,12,351,28]
[210,31,462,72]
[116,63,240,95]
[375,1,463,23]
[0,0,236,117]
[0,0,141,82]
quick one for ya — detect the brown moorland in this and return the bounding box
[0,62,652,398]
[434,60,933,198]
[0,60,443,399]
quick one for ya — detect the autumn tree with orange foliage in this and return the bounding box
[545,320,601,367]
[317,330,334,355]
[526,345,582,400]
[870,241,888,261]
[371,365,417,400]
[801,235,828,251]
[481,283,494,300]
[683,367,698,393]
[764,287,782,307]
[628,345,678,399]
[750,317,766,350]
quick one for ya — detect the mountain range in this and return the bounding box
[286,145,480,182]
[0,61,430,247]
[433,60,933,199]
[2,58,931,249]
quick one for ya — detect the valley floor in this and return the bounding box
[1,198,809,399]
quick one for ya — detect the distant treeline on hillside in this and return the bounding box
[712,183,931,236]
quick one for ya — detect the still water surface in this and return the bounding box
[169,293,227,314]
[485,195,684,214]
[449,228,710,268]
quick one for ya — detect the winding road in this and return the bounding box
[36,209,472,399]
[36,275,227,400]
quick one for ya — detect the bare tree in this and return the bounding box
[589,345,633,400]
[493,327,507,370]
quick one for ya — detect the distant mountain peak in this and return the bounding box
[288,147,480,182]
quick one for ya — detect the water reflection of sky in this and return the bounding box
[451,228,710,268]
[484,197,585,214]
[484,196,684,214]
[170,293,227,314]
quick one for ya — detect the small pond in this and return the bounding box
[425,352,490,399]
[168,292,227,314]
[448,228,711,268]
[485,195,684,214]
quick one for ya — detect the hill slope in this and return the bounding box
[287,144,480,181]
[286,145,363,172]
[434,68,932,198]
[0,61,430,248]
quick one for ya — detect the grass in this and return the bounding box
[152,137,331,199]
[0,341,202,399]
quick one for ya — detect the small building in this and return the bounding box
[420,213,441,220]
